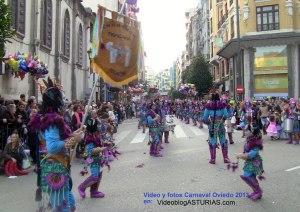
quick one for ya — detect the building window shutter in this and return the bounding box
[77,24,83,65]
[63,10,70,59]
[41,0,52,49]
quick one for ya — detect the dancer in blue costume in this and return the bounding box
[197,101,204,129]
[38,78,84,212]
[192,101,198,126]
[138,102,147,133]
[237,123,264,201]
[78,110,106,199]
[203,92,230,164]
[147,103,162,157]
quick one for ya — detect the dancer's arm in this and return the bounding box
[237,148,259,160]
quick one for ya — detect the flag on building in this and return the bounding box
[92,7,141,87]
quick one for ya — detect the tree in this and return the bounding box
[181,55,213,96]
[0,0,14,58]
[169,87,184,100]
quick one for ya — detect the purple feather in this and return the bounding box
[40,113,71,140]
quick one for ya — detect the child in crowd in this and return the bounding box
[266,114,279,140]
[237,124,264,201]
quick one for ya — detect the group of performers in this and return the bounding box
[137,100,175,157]
[136,92,265,202]
[36,78,300,208]
[30,78,121,211]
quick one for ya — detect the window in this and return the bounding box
[230,16,235,38]
[63,10,70,59]
[10,0,26,36]
[41,0,52,49]
[256,5,279,32]
[77,24,83,65]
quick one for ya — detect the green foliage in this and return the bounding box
[181,55,213,96]
[169,87,184,100]
[0,0,14,58]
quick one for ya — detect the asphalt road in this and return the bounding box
[0,118,299,212]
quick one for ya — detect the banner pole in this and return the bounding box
[70,7,106,161]
[120,0,128,14]
[71,3,129,161]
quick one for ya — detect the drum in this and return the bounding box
[284,118,293,132]
[165,115,175,131]
[225,119,233,133]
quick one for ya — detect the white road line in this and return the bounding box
[131,129,148,144]
[189,125,206,136]
[115,130,131,144]
[174,125,187,138]
[285,166,300,172]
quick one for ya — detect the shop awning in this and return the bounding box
[217,32,300,59]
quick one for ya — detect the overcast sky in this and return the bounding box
[82,0,198,73]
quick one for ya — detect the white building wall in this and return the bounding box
[1,0,93,101]
[0,0,33,99]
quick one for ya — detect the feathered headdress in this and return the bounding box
[41,78,64,112]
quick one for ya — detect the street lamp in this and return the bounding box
[87,48,93,74]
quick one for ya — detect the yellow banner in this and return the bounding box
[92,9,140,86]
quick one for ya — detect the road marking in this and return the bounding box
[115,130,131,144]
[189,125,206,136]
[131,129,148,143]
[174,125,187,138]
[285,166,300,172]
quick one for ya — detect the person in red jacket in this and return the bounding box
[2,131,28,176]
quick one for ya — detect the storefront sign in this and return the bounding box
[254,45,288,95]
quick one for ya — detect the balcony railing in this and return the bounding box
[218,14,228,29]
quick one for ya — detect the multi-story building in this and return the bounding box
[145,69,173,95]
[185,9,196,65]
[169,63,177,88]
[175,58,183,89]
[188,0,211,60]
[157,69,172,95]
[0,0,94,101]
[145,68,157,87]
[210,0,300,98]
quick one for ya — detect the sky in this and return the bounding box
[82,0,198,73]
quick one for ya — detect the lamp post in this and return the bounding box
[87,48,99,103]
[235,0,242,101]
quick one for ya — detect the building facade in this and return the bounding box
[169,63,177,88]
[210,0,300,98]
[1,0,94,101]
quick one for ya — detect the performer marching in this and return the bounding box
[237,123,264,201]
[138,102,147,133]
[203,92,230,164]
[78,110,106,199]
[38,78,84,212]
[147,103,162,157]
[161,101,171,143]
[225,99,235,144]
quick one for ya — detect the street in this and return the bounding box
[0,118,299,212]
